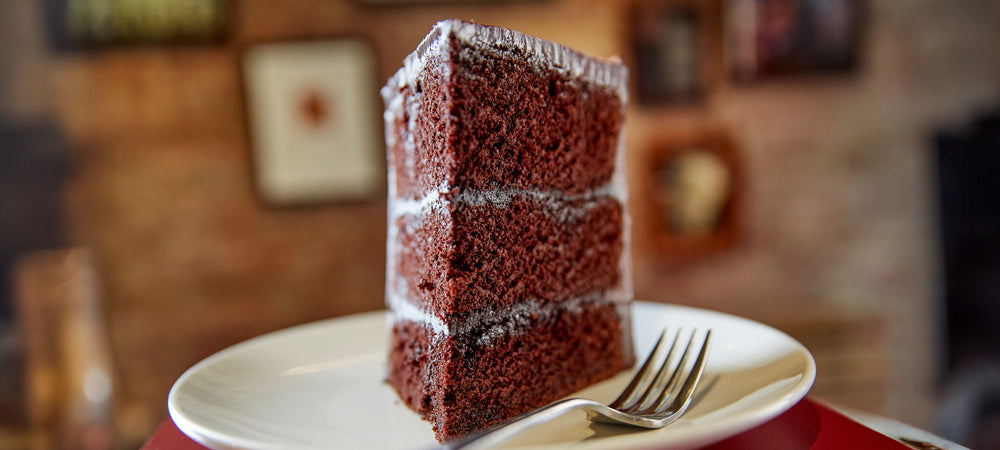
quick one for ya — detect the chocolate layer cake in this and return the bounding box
[382,20,633,442]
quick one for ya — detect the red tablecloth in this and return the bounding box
[143,397,909,449]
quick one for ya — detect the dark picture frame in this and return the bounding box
[44,0,231,52]
[630,0,723,106]
[726,0,865,81]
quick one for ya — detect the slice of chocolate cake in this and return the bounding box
[381,20,633,442]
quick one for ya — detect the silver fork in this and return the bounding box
[447,328,712,449]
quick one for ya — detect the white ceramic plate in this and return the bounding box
[169,301,816,450]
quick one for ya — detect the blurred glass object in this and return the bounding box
[15,248,114,449]
[0,122,72,446]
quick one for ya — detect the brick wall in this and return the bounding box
[3,0,1000,443]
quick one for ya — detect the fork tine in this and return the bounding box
[609,329,669,409]
[654,330,712,416]
[631,329,693,414]
[623,331,684,412]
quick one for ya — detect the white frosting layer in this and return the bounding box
[391,188,443,218]
[388,183,619,222]
[388,284,448,335]
[388,288,624,346]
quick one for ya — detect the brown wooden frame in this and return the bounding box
[639,127,743,261]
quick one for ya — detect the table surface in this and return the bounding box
[143,396,950,449]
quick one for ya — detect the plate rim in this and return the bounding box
[168,301,816,449]
[167,311,387,449]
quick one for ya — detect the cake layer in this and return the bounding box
[388,317,434,416]
[384,22,625,200]
[387,299,631,442]
[393,193,623,318]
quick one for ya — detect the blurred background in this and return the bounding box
[1,0,999,448]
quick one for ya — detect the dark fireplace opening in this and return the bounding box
[934,105,1000,448]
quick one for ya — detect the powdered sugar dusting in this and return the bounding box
[452,184,616,208]
[450,295,601,346]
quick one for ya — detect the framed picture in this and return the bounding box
[242,39,382,206]
[630,0,723,105]
[727,0,864,81]
[641,129,742,260]
[45,0,229,51]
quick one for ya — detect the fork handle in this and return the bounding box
[445,398,597,449]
